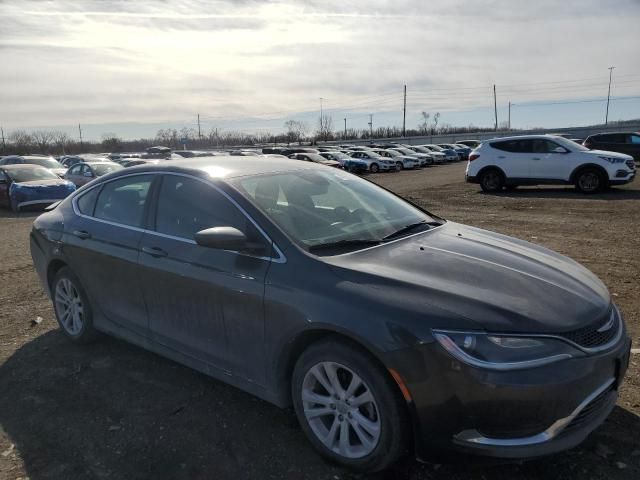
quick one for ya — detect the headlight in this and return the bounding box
[432,330,582,370]
[598,156,625,164]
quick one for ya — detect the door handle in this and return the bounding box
[72,230,91,240]
[532,157,541,160]
[142,246,168,258]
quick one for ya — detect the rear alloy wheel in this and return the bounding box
[575,168,604,194]
[369,163,379,173]
[292,340,408,472]
[479,169,505,192]
[53,267,99,343]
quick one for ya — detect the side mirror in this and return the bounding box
[195,226,250,251]
[552,147,568,154]
[83,171,94,177]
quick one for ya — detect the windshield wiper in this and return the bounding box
[308,239,382,252]
[382,219,439,241]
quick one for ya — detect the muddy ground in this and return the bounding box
[0,162,638,479]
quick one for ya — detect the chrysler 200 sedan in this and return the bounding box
[30,156,630,472]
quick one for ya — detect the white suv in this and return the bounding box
[466,135,636,193]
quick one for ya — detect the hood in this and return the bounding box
[324,222,610,334]
[585,149,634,161]
[15,179,73,188]
[50,168,68,176]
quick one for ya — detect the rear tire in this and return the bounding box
[479,169,505,192]
[370,163,379,173]
[396,162,403,171]
[292,339,409,472]
[52,267,99,344]
[575,168,605,194]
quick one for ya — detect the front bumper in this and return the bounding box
[610,170,635,185]
[385,319,631,461]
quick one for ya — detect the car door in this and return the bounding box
[137,173,272,383]
[0,170,10,208]
[490,139,531,178]
[624,134,640,160]
[63,174,154,339]
[529,139,574,181]
[65,164,84,186]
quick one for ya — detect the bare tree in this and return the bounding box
[101,133,123,152]
[52,131,72,155]
[284,120,310,144]
[419,112,430,135]
[317,114,334,141]
[432,112,441,134]
[7,130,33,154]
[31,130,55,154]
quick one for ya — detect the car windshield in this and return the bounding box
[552,136,589,151]
[428,145,444,151]
[93,163,123,175]
[325,152,350,160]
[396,148,416,155]
[304,153,330,162]
[25,158,65,169]
[6,166,60,182]
[233,169,438,250]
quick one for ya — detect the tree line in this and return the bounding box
[3,115,636,156]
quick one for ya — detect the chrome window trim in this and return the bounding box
[71,171,287,263]
[454,378,616,447]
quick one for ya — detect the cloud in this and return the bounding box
[0,0,639,137]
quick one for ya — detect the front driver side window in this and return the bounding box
[155,175,259,243]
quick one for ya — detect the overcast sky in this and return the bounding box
[1,0,639,140]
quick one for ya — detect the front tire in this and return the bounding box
[292,339,408,472]
[369,163,379,173]
[479,168,505,192]
[52,267,99,343]
[575,168,605,194]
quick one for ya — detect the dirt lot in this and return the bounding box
[1,162,638,480]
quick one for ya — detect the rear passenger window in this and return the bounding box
[628,134,640,144]
[77,187,100,215]
[155,175,251,240]
[94,175,153,227]
[491,140,532,153]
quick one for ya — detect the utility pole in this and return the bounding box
[368,114,373,138]
[78,123,83,150]
[493,85,498,131]
[508,101,511,130]
[344,118,347,138]
[319,97,324,141]
[605,66,615,126]
[402,84,407,137]
[0,126,5,153]
[197,113,202,140]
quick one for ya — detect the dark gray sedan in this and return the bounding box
[29,156,630,472]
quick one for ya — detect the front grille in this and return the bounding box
[561,384,616,435]
[557,309,619,349]
[626,159,636,170]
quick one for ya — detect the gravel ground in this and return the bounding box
[0,162,638,480]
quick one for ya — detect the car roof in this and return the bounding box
[111,155,323,180]
[485,134,572,142]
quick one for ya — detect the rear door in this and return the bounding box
[137,174,272,383]
[624,133,640,160]
[63,174,154,338]
[489,139,532,178]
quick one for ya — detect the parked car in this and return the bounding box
[456,140,481,149]
[0,165,75,211]
[60,155,114,168]
[0,155,67,177]
[466,135,636,193]
[289,152,341,168]
[371,149,418,169]
[583,132,640,161]
[424,145,458,162]
[319,151,368,173]
[410,146,447,163]
[64,161,124,187]
[439,144,471,161]
[31,156,630,472]
[393,146,434,166]
[348,150,398,172]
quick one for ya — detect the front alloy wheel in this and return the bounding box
[292,340,408,472]
[575,169,603,193]
[302,362,381,458]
